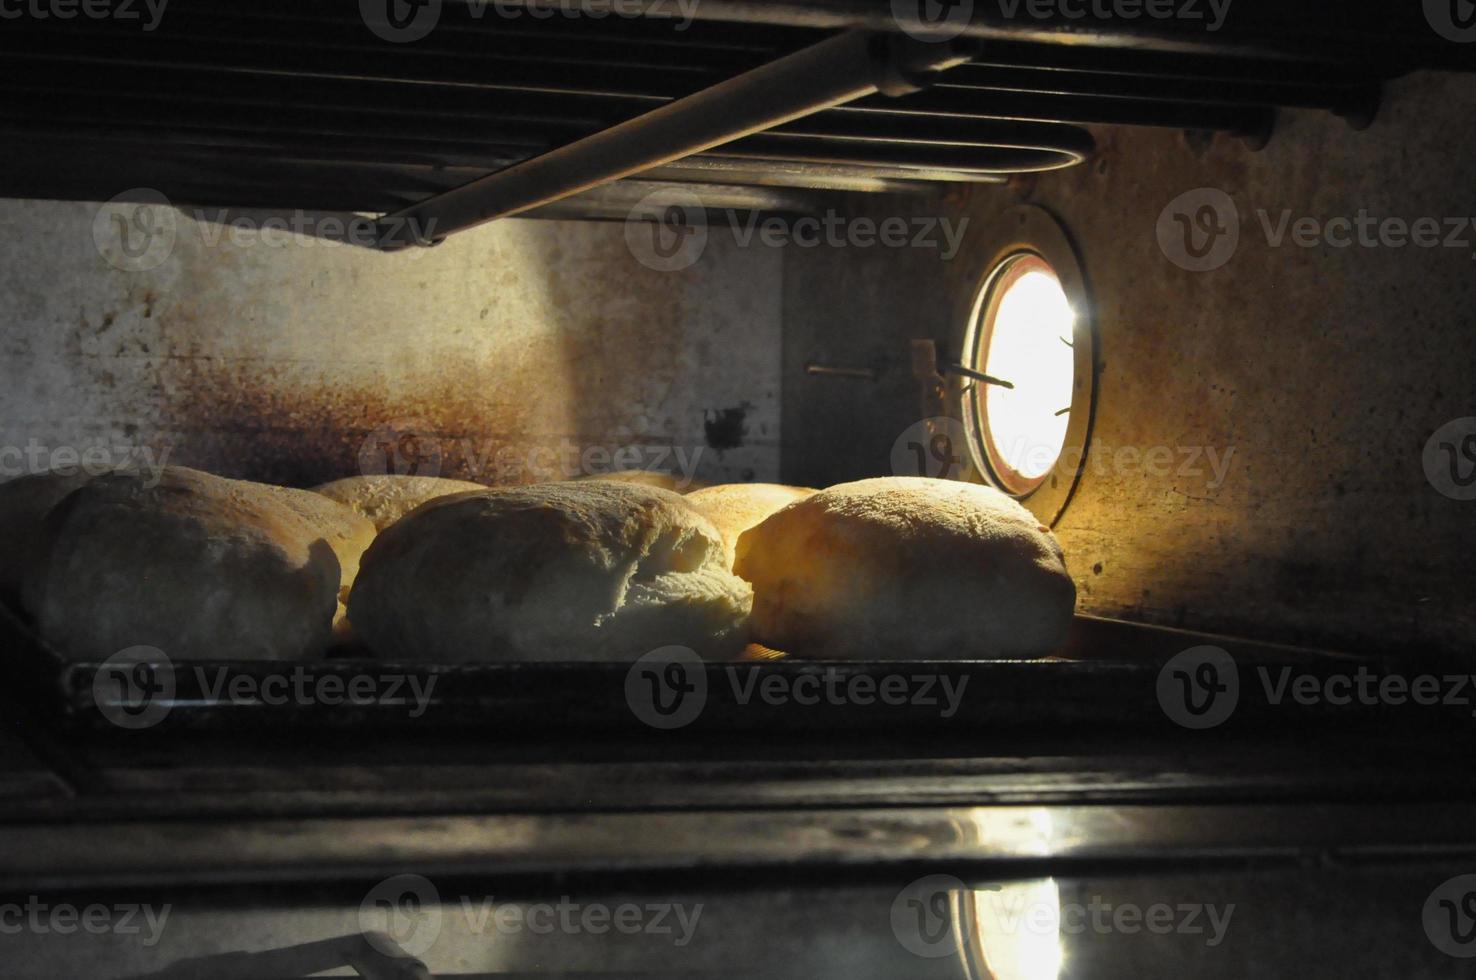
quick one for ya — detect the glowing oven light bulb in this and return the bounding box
[968,254,1077,495]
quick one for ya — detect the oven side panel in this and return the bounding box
[782,70,1476,657]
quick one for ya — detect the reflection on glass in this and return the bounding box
[966,879,1064,980]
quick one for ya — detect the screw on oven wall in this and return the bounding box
[625,646,707,729]
[1156,188,1240,272]
[1156,646,1239,729]
[360,874,444,959]
[92,646,175,730]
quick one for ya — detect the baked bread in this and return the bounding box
[734,477,1075,659]
[313,475,487,531]
[0,469,100,598]
[687,483,816,569]
[573,471,706,493]
[24,467,375,661]
[348,482,752,662]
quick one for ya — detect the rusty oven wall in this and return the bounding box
[781,71,1476,658]
[0,205,780,490]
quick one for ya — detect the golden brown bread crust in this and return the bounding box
[572,471,707,493]
[313,475,488,531]
[686,483,816,569]
[348,481,752,662]
[23,467,375,661]
[734,477,1076,660]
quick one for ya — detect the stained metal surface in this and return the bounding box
[8,802,1476,891]
[0,200,782,489]
[1,866,1466,979]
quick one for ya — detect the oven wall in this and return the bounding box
[781,71,1476,657]
[0,204,781,490]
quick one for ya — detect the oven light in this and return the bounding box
[964,252,1078,497]
[969,878,1065,980]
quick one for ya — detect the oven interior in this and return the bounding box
[2,3,1475,977]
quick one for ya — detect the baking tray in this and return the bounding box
[1,598,1457,737]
